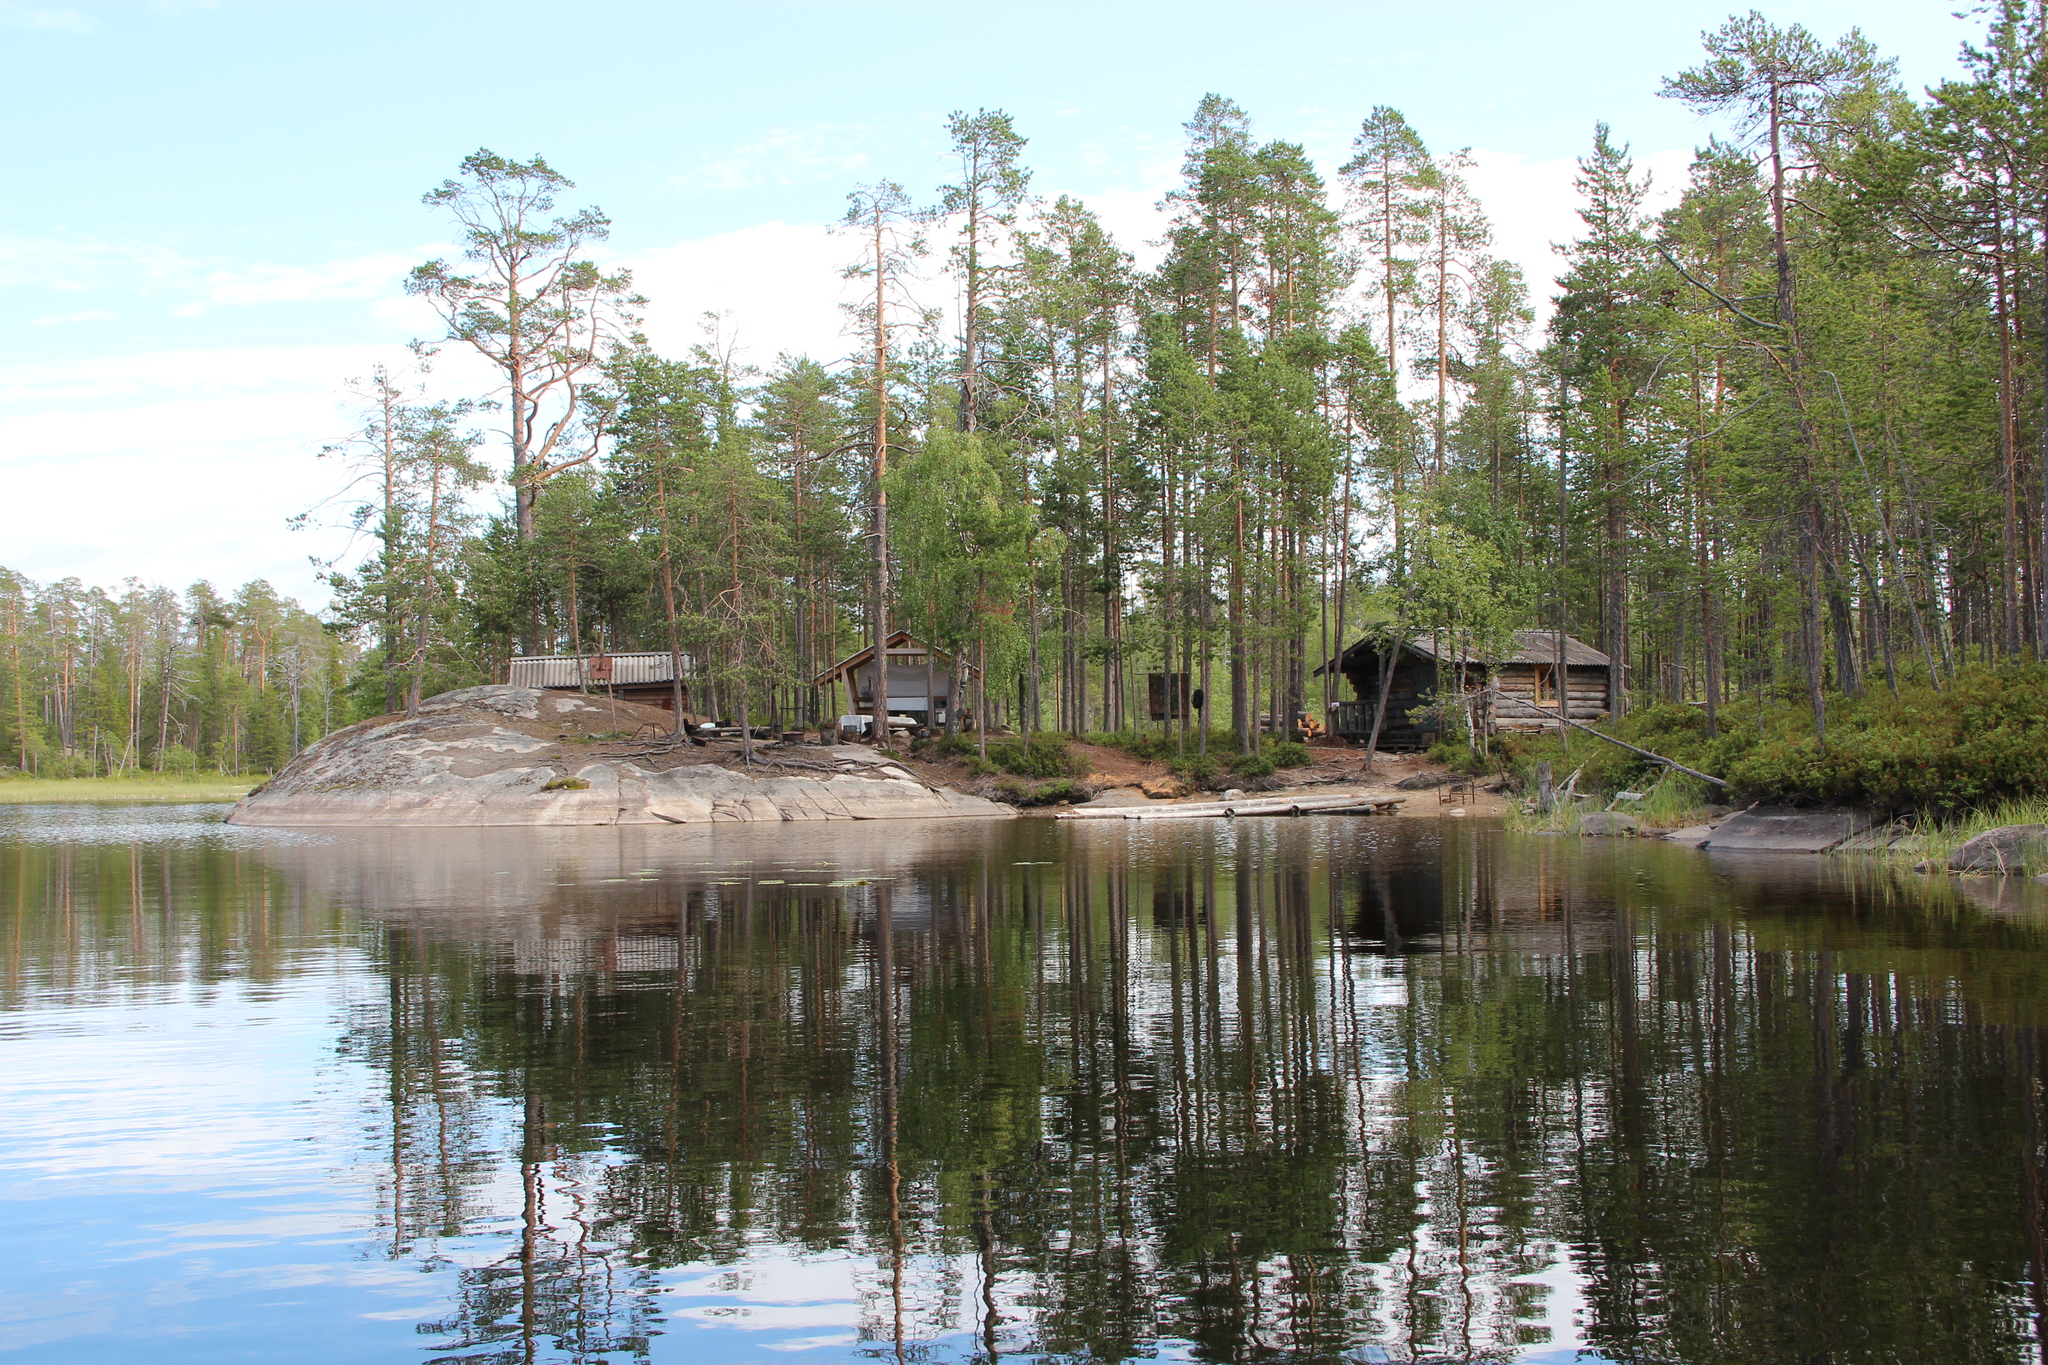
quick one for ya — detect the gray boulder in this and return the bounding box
[1661,824,1714,847]
[1073,788,1147,809]
[1580,811,1639,837]
[1947,824,2048,875]
[1702,807,1871,853]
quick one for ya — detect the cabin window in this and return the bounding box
[1532,663,1554,704]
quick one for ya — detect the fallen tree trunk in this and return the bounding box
[1484,690,1729,789]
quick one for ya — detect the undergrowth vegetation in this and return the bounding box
[1490,664,2048,816]
[920,732,1090,780]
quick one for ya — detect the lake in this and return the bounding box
[5,803,2048,1363]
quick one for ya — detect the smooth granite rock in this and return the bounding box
[227,686,1013,828]
[1701,807,1871,853]
[1948,824,2048,875]
[1580,811,1640,836]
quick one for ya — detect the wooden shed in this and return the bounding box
[811,631,980,729]
[1318,629,1611,749]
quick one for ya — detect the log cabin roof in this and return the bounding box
[1317,629,1609,675]
[810,630,980,688]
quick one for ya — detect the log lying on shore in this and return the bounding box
[1056,792,1404,821]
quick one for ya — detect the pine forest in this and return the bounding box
[8,9,2048,810]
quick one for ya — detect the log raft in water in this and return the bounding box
[1056,792,1405,821]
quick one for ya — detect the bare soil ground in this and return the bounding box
[855,733,1511,818]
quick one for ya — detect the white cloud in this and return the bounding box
[630,220,860,368]
[186,250,428,312]
[0,3,96,32]
[1465,145,1690,322]
[0,343,383,404]
[0,234,443,316]
[682,124,880,191]
[0,233,193,292]
[30,308,114,327]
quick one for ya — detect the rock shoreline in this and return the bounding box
[1575,803,2048,883]
[226,686,1012,828]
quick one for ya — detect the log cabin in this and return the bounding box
[1318,630,1611,749]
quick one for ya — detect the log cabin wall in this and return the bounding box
[1487,661,1612,733]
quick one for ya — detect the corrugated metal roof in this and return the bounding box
[507,652,695,689]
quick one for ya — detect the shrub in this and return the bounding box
[1426,739,1491,776]
[1088,727,1244,761]
[918,733,979,761]
[1490,663,2048,816]
[1171,753,1221,787]
[1229,752,1278,780]
[994,776,1090,807]
[156,744,202,775]
[1268,740,1311,769]
[985,733,1089,779]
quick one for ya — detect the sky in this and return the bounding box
[1,0,1978,607]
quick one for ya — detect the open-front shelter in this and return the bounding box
[811,631,980,730]
[1318,629,1612,748]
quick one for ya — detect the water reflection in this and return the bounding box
[5,809,2048,1362]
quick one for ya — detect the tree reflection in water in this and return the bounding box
[11,812,2048,1362]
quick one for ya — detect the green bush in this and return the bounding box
[994,776,1090,807]
[1088,727,1244,761]
[156,744,202,775]
[1268,740,1311,768]
[917,733,978,761]
[1490,664,2048,816]
[1170,753,1221,786]
[1426,739,1491,776]
[1229,752,1278,779]
[985,733,1089,779]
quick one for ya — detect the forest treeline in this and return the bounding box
[0,570,342,777]
[7,8,2046,778]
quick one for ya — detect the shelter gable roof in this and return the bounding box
[811,631,979,687]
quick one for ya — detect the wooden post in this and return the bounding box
[1537,760,1554,813]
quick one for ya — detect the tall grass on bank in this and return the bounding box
[0,772,261,803]
[1505,770,1719,835]
[1869,799,2048,874]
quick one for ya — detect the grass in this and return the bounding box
[1505,770,1720,836]
[1867,798,2048,874]
[0,772,262,803]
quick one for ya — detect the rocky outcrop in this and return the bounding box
[226,686,1013,828]
[1947,824,2048,875]
[1579,811,1639,836]
[1700,806,1872,853]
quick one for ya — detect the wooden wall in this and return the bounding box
[1487,663,1609,732]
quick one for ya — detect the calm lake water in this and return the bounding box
[6,806,2048,1364]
